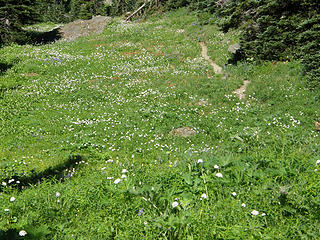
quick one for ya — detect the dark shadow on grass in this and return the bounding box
[0,227,50,239]
[27,27,62,45]
[0,154,85,192]
[0,229,20,240]
[0,62,14,75]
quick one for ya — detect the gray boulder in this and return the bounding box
[228,43,241,54]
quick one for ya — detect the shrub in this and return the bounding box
[216,0,320,90]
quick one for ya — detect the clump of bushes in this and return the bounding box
[215,0,320,90]
[0,0,40,46]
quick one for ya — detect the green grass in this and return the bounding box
[0,8,320,239]
[22,22,63,32]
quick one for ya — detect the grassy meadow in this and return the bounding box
[1,8,320,239]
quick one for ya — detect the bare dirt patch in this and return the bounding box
[199,42,223,74]
[21,73,40,77]
[233,80,250,100]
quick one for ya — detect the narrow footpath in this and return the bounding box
[199,42,223,74]
[199,41,250,100]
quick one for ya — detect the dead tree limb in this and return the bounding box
[125,0,151,21]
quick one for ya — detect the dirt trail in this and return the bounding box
[233,80,250,100]
[199,41,250,100]
[199,42,223,74]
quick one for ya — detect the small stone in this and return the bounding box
[228,43,241,54]
[169,127,196,137]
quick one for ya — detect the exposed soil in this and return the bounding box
[199,42,250,100]
[233,80,250,100]
[199,42,223,74]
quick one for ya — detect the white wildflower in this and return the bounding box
[316,160,320,165]
[19,230,27,237]
[8,179,15,184]
[56,192,61,197]
[114,178,121,184]
[197,159,203,163]
[241,203,246,208]
[214,165,219,169]
[172,201,179,208]
[215,173,223,178]
[232,192,237,196]
[107,177,114,180]
[251,210,259,216]
[4,209,9,212]
[121,174,127,179]
[201,193,208,199]
[10,197,16,202]
[261,213,266,216]
[122,169,128,173]
[2,182,6,186]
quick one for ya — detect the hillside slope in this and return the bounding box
[0,9,320,239]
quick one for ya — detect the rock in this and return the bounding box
[228,43,241,54]
[227,43,243,64]
[196,100,208,106]
[169,127,196,137]
[59,16,112,41]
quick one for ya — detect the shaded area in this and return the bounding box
[0,62,13,75]
[26,27,62,45]
[0,154,85,192]
[0,229,20,240]
[0,226,50,240]
[0,60,18,97]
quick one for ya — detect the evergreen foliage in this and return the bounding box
[70,0,110,20]
[36,0,71,23]
[0,0,39,45]
[216,0,320,90]
[1,0,319,89]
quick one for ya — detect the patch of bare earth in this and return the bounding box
[21,73,40,77]
[233,80,250,100]
[199,42,223,74]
